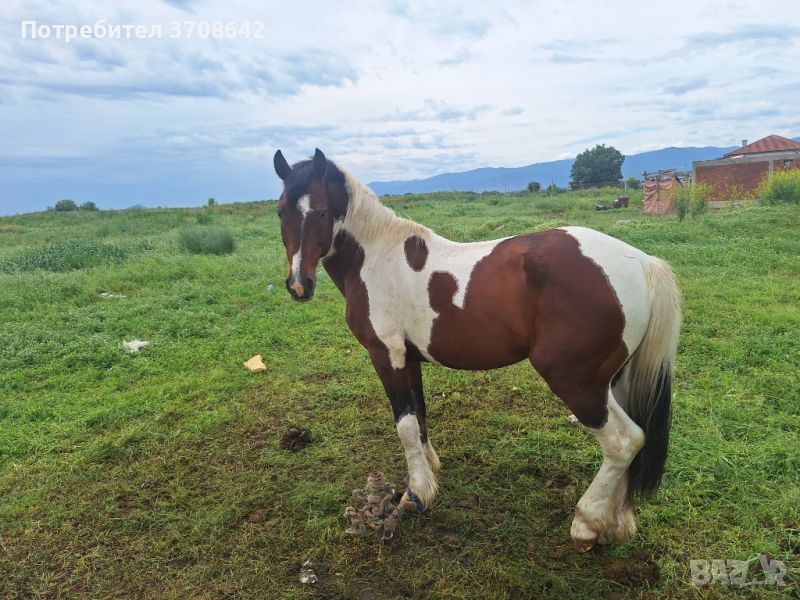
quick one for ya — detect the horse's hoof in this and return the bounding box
[573,538,596,554]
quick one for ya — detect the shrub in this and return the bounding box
[626,176,641,190]
[207,197,217,207]
[196,211,213,224]
[545,183,562,194]
[758,169,800,205]
[527,181,541,192]
[178,226,235,255]
[55,199,77,212]
[79,201,99,211]
[674,182,711,221]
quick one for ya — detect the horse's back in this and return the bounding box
[421,227,651,370]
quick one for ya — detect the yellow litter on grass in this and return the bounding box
[243,355,267,372]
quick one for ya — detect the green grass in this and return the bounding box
[178,224,236,255]
[0,191,798,599]
[1,239,150,272]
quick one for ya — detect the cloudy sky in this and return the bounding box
[1,0,799,214]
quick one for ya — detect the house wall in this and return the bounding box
[694,161,768,200]
[693,151,800,200]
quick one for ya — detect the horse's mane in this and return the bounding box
[340,167,429,244]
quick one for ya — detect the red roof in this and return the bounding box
[725,134,800,157]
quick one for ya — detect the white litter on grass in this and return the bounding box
[567,414,580,425]
[265,284,275,291]
[299,560,318,585]
[122,339,150,353]
[99,291,126,298]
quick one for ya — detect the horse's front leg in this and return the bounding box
[369,349,438,510]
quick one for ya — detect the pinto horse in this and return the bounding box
[273,148,681,551]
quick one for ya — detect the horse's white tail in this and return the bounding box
[625,257,682,497]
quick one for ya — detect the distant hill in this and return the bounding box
[368,144,745,194]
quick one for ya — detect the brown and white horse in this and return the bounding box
[273,148,682,551]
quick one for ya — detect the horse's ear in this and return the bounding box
[312,148,327,180]
[274,150,292,181]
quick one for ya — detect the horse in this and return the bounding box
[272,148,682,552]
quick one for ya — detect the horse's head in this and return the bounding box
[273,148,347,301]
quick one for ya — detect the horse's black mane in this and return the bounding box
[285,159,346,204]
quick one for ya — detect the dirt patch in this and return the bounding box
[604,548,660,588]
[244,508,270,524]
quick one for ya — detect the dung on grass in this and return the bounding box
[178,225,236,255]
[1,240,145,272]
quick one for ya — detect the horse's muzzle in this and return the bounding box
[286,276,315,302]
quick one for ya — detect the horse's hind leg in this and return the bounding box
[570,389,644,551]
[532,351,643,551]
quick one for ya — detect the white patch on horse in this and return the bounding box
[289,195,312,283]
[297,194,311,224]
[396,414,438,508]
[570,391,643,545]
[432,237,508,308]
[291,250,301,279]
[560,226,651,353]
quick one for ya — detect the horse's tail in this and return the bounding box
[625,257,682,498]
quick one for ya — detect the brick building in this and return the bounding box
[693,134,800,204]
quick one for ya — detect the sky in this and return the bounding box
[1,0,799,215]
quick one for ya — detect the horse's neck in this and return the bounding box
[323,173,428,294]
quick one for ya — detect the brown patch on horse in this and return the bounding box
[323,231,386,353]
[404,236,428,271]
[427,229,627,427]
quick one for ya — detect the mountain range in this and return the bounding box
[367,142,782,195]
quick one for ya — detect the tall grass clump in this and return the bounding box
[758,169,800,204]
[675,182,711,221]
[1,240,146,272]
[178,225,235,255]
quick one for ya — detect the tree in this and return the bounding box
[79,201,98,211]
[570,144,624,189]
[207,197,217,207]
[545,183,561,194]
[54,199,77,212]
[626,176,641,190]
[527,181,541,192]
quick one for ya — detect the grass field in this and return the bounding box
[1,189,798,599]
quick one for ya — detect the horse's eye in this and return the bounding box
[277,210,283,220]
[318,210,327,219]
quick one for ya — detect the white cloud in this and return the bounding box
[0,0,799,213]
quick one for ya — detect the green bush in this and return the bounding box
[758,169,800,204]
[54,199,77,212]
[178,226,235,255]
[196,211,213,224]
[2,240,146,272]
[79,201,98,211]
[626,176,641,190]
[527,181,540,192]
